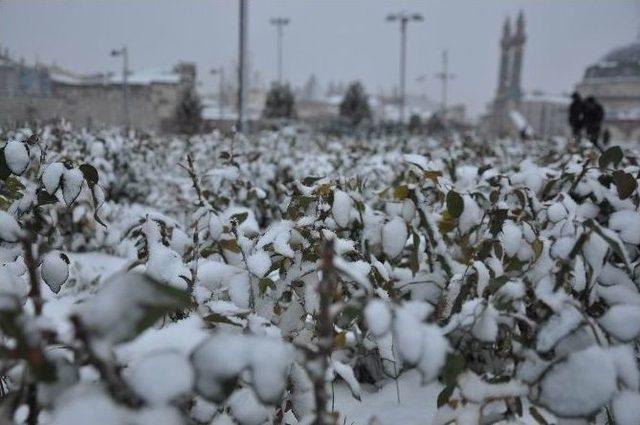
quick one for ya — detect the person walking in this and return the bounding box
[602,128,611,146]
[583,96,605,149]
[568,92,584,141]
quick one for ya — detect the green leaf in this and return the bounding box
[493,240,503,259]
[79,163,99,186]
[336,304,361,328]
[585,219,631,272]
[532,238,544,262]
[410,231,420,275]
[231,212,248,225]
[489,209,508,236]
[219,238,241,253]
[484,275,510,297]
[0,149,10,180]
[120,278,192,343]
[259,277,276,294]
[37,189,58,206]
[599,146,623,169]
[437,385,455,408]
[476,239,494,260]
[438,210,457,233]
[505,257,526,272]
[302,176,323,186]
[446,190,464,219]
[529,406,549,425]
[489,189,499,204]
[394,185,409,200]
[424,170,443,184]
[200,242,218,258]
[203,312,242,327]
[612,170,637,200]
[442,353,466,387]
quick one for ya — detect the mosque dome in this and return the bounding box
[585,41,640,79]
[602,42,640,63]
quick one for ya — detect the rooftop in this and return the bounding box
[49,66,182,86]
[584,41,640,80]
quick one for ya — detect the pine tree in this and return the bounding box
[339,81,371,126]
[263,83,296,119]
[175,88,203,135]
[408,114,422,134]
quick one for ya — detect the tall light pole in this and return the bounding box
[211,67,225,118]
[110,46,130,129]
[386,12,423,124]
[237,0,249,133]
[270,17,290,84]
[435,49,455,121]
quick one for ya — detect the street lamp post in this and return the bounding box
[270,17,290,84]
[237,0,249,133]
[435,49,455,121]
[110,46,130,129]
[211,67,225,119]
[386,12,423,124]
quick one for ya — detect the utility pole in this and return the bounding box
[237,0,249,133]
[270,17,290,84]
[387,12,423,124]
[211,67,225,118]
[435,49,455,120]
[110,46,130,129]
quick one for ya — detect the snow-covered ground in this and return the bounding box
[1,125,640,424]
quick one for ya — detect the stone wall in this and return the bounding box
[0,81,182,132]
[520,100,569,138]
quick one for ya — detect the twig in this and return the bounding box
[310,239,337,425]
[70,316,143,408]
[21,237,42,316]
[181,154,205,207]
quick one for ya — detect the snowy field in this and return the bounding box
[1,124,640,424]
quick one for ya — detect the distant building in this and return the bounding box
[483,12,569,139]
[519,91,570,139]
[576,41,640,140]
[0,48,195,132]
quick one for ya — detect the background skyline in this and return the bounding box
[1,0,638,118]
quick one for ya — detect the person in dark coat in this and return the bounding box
[602,128,611,146]
[583,96,605,148]
[568,92,584,140]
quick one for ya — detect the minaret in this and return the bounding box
[510,10,526,101]
[497,17,512,98]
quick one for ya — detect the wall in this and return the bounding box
[0,81,182,132]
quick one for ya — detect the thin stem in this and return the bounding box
[312,239,336,425]
[22,237,42,316]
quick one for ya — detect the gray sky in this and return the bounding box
[1,0,638,117]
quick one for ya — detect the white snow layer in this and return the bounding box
[538,346,617,417]
[382,217,407,258]
[4,140,30,175]
[41,251,70,294]
[332,189,352,228]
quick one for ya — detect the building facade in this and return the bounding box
[0,49,195,132]
[576,42,640,141]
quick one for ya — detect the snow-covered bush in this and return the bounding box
[2,122,640,424]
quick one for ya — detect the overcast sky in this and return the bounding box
[1,0,638,117]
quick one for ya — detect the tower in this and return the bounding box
[509,10,526,102]
[490,11,527,136]
[497,17,512,99]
